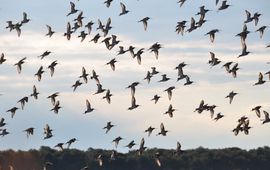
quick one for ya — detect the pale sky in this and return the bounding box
[0,0,270,152]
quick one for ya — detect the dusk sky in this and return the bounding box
[0,0,270,153]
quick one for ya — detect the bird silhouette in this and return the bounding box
[218,1,231,11]
[138,17,150,31]
[137,137,147,155]
[66,138,78,148]
[145,126,155,137]
[238,43,251,58]
[0,118,7,127]
[38,51,51,59]
[151,94,161,104]
[30,85,39,99]
[126,82,140,96]
[17,96,28,110]
[177,0,187,7]
[186,17,197,32]
[67,2,79,16]
[35,66,45,81]
[106,58,117,71]
[79,67,89,83]
[90,70,100,84]
[256,26,268,39]
[84,99,94,114]
[0,129,10,137]
[94,83,106,95]
[164,104,176,118]
[104,0,113,8]
[112,136,123,148]
[64,22,72,40]
[149,43,162,59]
[208,52,221,67]
[102,90,113,104]
[229,63,239,78]
[125,140,136,149]
[174,141,184,156]
[23,127,34,138]
[205,29,220,43]
[55,143,64,151]
[43,124,53,139]
[184,75,193,85]
[262,111,270,124]
[214,113,224,121]
[158,74,170,82]
[175,20,187,35]
[0,53,7,64]
[78,31,87,42]
[85,21,94,35]
[47,92,59,106]
[14,57,26,74]
[128,96,140,110]
[103,121,114,134]
[254,72,266,86]
[252,12,261,26]
[119,2,129,16]
[6,107,19,118]
[72,80,82,92]
[50,100,61,114]
[45,25,55,37]
[144,71,152,84]
[47,60,58,77]
[157,123,168,136]
[226,91,238,104]
[251,106,261,118]
[244,10,253,23]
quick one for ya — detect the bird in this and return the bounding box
[262,111,270,124]
[126,82,140,96]
[229,63,239,78]
[6,107,19,118]
[164,104,176,118]
[175,20,187,36]
[38,51,51,59]
[243,119,251,135]
[256,26,268,39]
[157,123,168,136]
[72,80,82,92]
[85,21,94,35]
[254,72,266,86]
[177,0,187,7]
[137,138,147,155]
[66,138,78,148]
[134,48,144,65]
[112,136,123,148]
[79,67,89,83]
[6,21,15,31]
[78,31,87,42]
[174,141,184,156]
[151,94,161,104]
[184,75,193,85]
[251,106,261,118]
[14,57,26,74]
[30,85,39,100]
[84,99,94,114]
[90,70,100,84]
[90,33,101,43]
[94,83,106,95]
[0,118,7,127]
[252,12,261,26]
[14,22,22,37]
[145,126,155,137]
[64,22,72,40]
[74,11,84,27]
[0,53,7,64]
[43,124,53,139]
[158,74,170,82]
[21,12,30,24]
[45,25,55,37]
[55,143,64,151]
[214,113,224,121]
[238,43,251,58]
[67,2,79,16]
[17,96,28,110]
[151,67,159,76]
[236,24,250,47]
[194,99,207,114]
[138,17,150,31]
[104,0,113,8]
[144,71,152,84]
[102,90,112,104]
[110,150,117,161]
[154,151,162,167]
[47,60,58,77]
[226,91,238,104]
[205,29,220,43]
[119,2,129,16]
[218,1,231,11]
[222,61,233,73]
[0,129,10,137]
[35,66,45,82]
[117,46,127,55]
[106,58,117,71]
[47,92,59,106]
[125,140,136,149]
[175,62,187,81]
[23,127,34,138]
[207,105,217,119]
[208,52,221,67]
[186,17,197,32]
[244,10,253,23]
[50,100,61,114]
[149,42,162,59]
[128,96,140,110]
[103,121,114,134]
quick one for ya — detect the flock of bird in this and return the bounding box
[1,0,270,169]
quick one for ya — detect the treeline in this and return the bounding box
[1,146,270,170]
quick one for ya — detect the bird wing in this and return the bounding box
[120,2,126,12]
[86,99,91,110]
[70,2,75,11]
[258,72,263,82]
[264,110,269,120]
[160,123,165,131]
[245,10,251,20]
[143,20,148,31]
[210,33,215,43]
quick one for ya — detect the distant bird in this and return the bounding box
[125,140,136,149]
[157,123,168,136]
[117,46,127,55]
[0,53,7,64]
[64,22,72,40]
[243,119,251,135]
[207,105,217,118]
[90,33,101,43]
[128,96,140,110]
[164,104,176,118]
[43,124,53,139]
[90,70,100,84]
[21,12,30,24]
[94,83,106,95]
[47,92,59,106]
[151,67,159,76]
[137,137,147,155]
[208,52,221,67]
[17,96,28,110]
[238,43,251,58]
[72,80,82,92]
[252,12,261,26]
[79,67,89,83]
[45,25,55,37]
[128,45,135,58]
[134,48,144,65]
[6,107,19,118]
[144,71,152,84]
[149,42,162,59]
[103,121,114,134]
[84,99,94,114]
[175,62,187,81]
[50,100,61,114]
[254,72,266,86]
[106,58,117,71]
[151,94,161,104]
[205,29,220,43]
[153,151,162,167]
[138,17,150,31]
[38,51,51,60]
[74,11,84,27]
[196,5,211,16]
[236,24,250,47]
[177,0,187,7]
[66,138,78,148]
[14,22,22,37]
[30,85,39,100]
[174,141,183,156]
[194,99,207,114]
[104,0,113,8]
[145,126,155,137]
[164,86,175,101]
[0,129,10,137]
[55,143,64,151]
[47,60,58,77]
[102,90,112,104]
[226,91,238,104]
[175,20,187,35]
[35,66,45,81]
[244,10,253,23]
[158,74,170,82]
[6,21,14,32]
[78,31,87,42]
[67,2,79,16]
[126,82,140,96]
[186,17,197,32]
[119,2,129,16]
[112,136,123,148]
[256,26,268,39]
[262,111,270,124]
[184,75,193,85]
[222,61,233,73]
[23,127,34,138]
[229,63,239,78]
[85,21,94,35]
[14,57,26,74]
[214,113,224,121]
[251,106,261,118]
[218,1,231,11]
[0,118,7,127]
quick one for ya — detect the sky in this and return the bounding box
[0,0,270,153]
